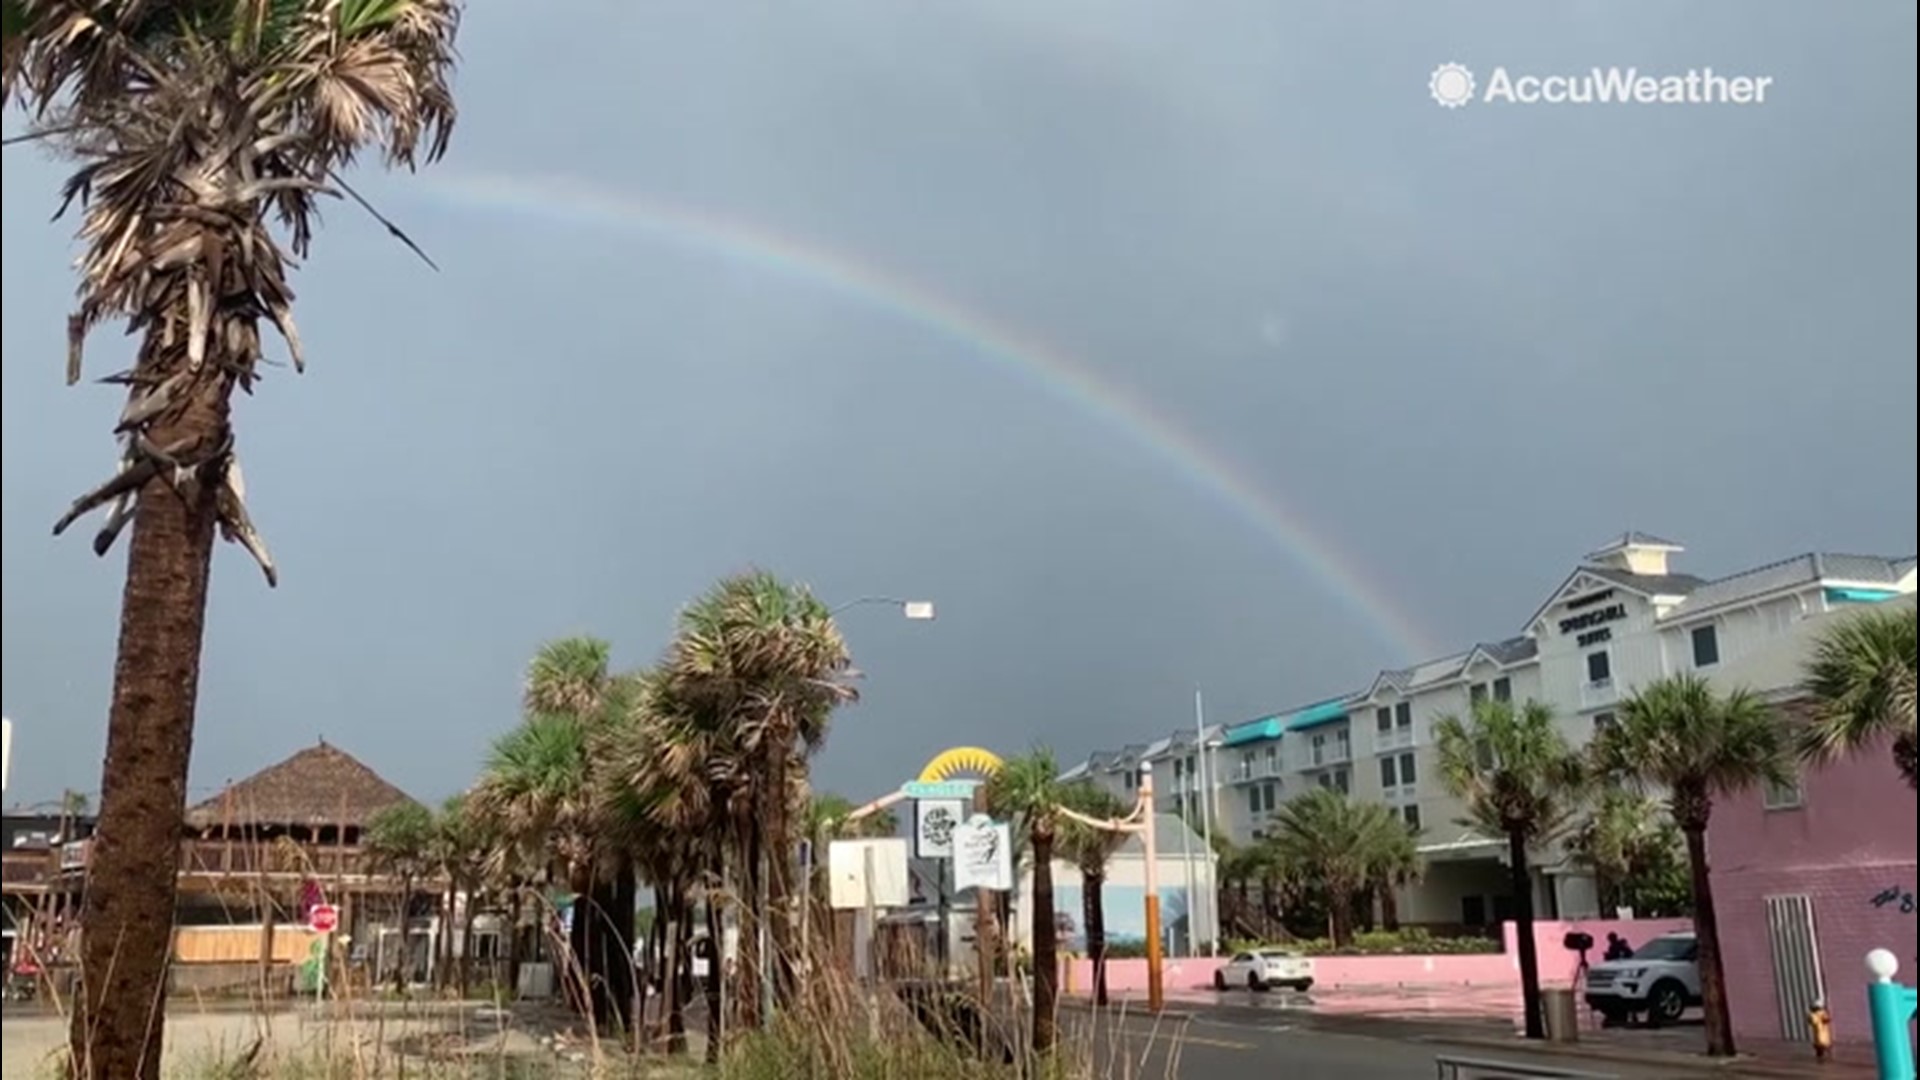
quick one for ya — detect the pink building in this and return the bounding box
[1709,732,1916,1046]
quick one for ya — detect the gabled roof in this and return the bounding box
[1521,565,1707,636]
[1358,666,1414,702]
[185,742,419,830]
[1660,553,1914,624]
[1458,636,1540,675]
[1586,531,1685,558]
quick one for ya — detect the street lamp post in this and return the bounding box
[1193,689,1218,957]
[772,594,936,1029]
[1139,763,1165,1013]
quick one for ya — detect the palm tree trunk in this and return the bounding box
[459,891,477,999]
[1507,830,1545,1041]
[1380,882,1402,932]
[1084,868,1109,1007]
[762,741,796,1008]
[1328,886,1354,947]
[1895,731,1917,791]
[67,374,232,1080]
[1030,827,1060,1055]
[441,884,457,990]
[396,878,416,993]
[1684,826,1736,1057]
[703,891,725,1065]
[506,884,525,996]
[736,820,764,1032]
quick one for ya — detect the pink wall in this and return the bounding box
[1063,918,1690,995]
[1709,744,1917,1045]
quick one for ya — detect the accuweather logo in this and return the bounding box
[1428,62,1774,108]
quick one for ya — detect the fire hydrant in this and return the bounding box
[1808,999,1834,1063]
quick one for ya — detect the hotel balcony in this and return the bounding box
[1301,743,1353,770]
[1581,678,1618,710]
[1375,728,1416,752]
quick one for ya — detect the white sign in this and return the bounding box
[1428,63,1773,110]
[827,838,910,911]
[952,814,1013,893]
[915,799,966,860]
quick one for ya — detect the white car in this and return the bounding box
[1213,949,1314,992]
[1583,931,1702,1026]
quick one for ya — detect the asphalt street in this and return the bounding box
[1088,1007,1707,1080]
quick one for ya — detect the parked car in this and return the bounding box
[1213,949,1314,992]
[1582,931,1701,1025]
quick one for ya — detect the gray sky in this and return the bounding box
[3,1,1914,811]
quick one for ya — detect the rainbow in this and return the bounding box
[414,170,1439,661]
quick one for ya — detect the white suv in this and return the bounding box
[1583,931,1701,1026]
[1213,949,1315,993]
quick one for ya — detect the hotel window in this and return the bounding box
[1263,781,1278,811]
[1395,701,1413,729]
[1402,804,1422,830]
[1264,746,1278,775]
[1764,769,1805,811]
[1398,753,1418,786]
[1376,706,1393,733]
[1470,683,1488,705]
[1593,712,1617,736]
[1586,650,1612,685]
[1239,752,1254,781]
[1246,787,1260,815]
[1691,624,1721,668]
[1315,768,1351,795]
[1172,758,1184,783]
[1493,677,1513,703]
[1380,756,1398,788]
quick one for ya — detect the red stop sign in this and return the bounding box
[308,903,339,934]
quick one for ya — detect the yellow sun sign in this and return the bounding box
[915,746,1004,784]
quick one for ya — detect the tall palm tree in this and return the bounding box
[660,571,856,1017]
[1800,605,1917,789]
[1433,698,1585,1041]
[985,748,1072,1055]
[433,795,492,995]
[4,5,460,1073]
[1266,787,1379,947]
[471,638,637,1031]
[1591,674,1791,1058]
[364,801,438,992]
[1058,782,1129,1006]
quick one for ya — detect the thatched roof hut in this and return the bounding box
[185,740,419,835]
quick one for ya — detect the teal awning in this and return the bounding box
[1221,717,1284,747]
[1825,587,1900,604]
[1284,698,1350,731]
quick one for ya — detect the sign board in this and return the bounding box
[827,838,910,911]
[952,814,1014,892]
[914,799,966,859]
[903,780,979,801]
[308,903,340,934]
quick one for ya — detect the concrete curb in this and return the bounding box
[1420,1032,1876,1079]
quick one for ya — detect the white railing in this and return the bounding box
[1581,678,1617,709]
[1376,728,1416,751]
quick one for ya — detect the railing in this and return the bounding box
[1377,727,1416,751]
[1433,1054,1618,1079]
[1306,743,1352,769]
[1382,784,1418,804]
[177,840,375,878]
[1581,679,1617,709]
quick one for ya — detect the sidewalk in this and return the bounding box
[1423,1028,1878,1080]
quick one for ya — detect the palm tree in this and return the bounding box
[1364,811,1422,933]
[364,802,438,993]
[1591,674,1791,1058]
[1266,788,1380,947]
[985,748,1073,1055]
[1058,782,1129,1006]
[660,571,856,1017]
[1433,698,1586,1041]
[433,795,492,995]
[4,5,460,1072]
[471,638,637,1031]
[1566,789,1691,918]
[1800,605,1917,789]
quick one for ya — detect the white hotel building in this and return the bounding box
[1060,532,1915,932]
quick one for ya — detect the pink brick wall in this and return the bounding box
[1063,918,1690,994]
[1709,743,1917,1045]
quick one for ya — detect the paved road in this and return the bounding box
[1088,1005,1721,1080]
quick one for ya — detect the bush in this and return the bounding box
[1231,928,1500,957]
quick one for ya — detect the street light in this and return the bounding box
[783,594,935,1025]
[830,596,937,621]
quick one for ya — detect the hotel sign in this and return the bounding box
[1559,602,1627,637]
